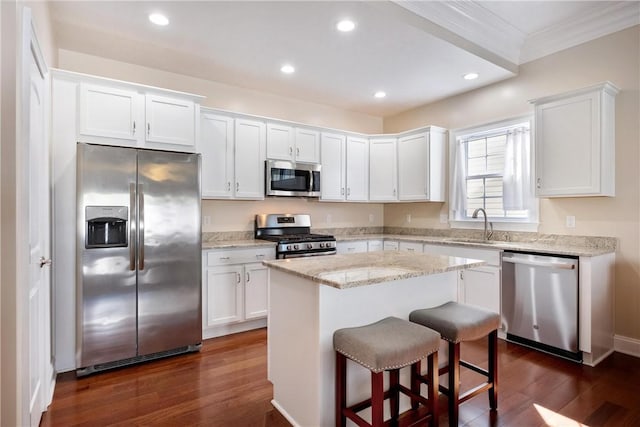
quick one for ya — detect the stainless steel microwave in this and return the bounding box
[265,160,321,197]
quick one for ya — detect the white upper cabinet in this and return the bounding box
[532,82,619,197]
[369,137,398,201]
[145,94,195,149]
[234,118,266,199]
[200,113,235,198]
[295,127,320,163]
[398,127,446,202]
[79,83,140,146]
[266,122,320,163]
[346,136,369,201]
[77,78,202,152]
[320,132,346,201]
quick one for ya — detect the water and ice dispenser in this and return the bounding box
[85,206,128,248]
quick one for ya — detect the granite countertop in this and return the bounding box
[263,251,486,289]
[334,234,614,257]
[202,239,274,250]
[201,230,616,257]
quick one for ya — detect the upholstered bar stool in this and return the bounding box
[333,316,440,427]
[409,302,500,426]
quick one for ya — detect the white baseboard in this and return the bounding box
[271,399,300,427]
[202,318,267,340]
[614,334,640,358]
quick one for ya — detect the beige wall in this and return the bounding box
[384,26,640,341]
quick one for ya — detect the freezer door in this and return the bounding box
[77,144,138,367]
[137,150,202,355]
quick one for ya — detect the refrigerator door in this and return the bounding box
[77,144,138,367]
[137,150,202,355]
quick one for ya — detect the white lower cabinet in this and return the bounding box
[423,243,501,316]
[203,247,274,338]
[383,240,399,251]
[367,240,383,252]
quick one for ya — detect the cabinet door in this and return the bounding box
[145,94,195,149]
[295,128,320,163]
[383,241,399,251]
[320,132,346,201]
[346,136,369,201]
[398,132,428,201]
[368,240,383,252]
[206,266,243,327]
[78,83,140,145]
[235,118,266,199]
[266,122,294,160]
[369,137,397,201]
[244,263,269,320]
[460,267,501,314]
[200,113,234,198]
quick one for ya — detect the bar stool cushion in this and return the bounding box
[410,301,500,344]
[333,316,440,373]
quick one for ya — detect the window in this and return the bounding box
[450,117,537,231]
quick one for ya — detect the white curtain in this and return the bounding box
[503,127,531,211]
[451,139,467,218]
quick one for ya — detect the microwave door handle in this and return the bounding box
[309,170,314,192]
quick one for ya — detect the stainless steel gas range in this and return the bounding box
[255,214,336,259]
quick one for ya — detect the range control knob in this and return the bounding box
[326,242,333,248]
[319,243,325,248]
[293,244,300,250]
[286,245,292,250]
[306,243,313,249]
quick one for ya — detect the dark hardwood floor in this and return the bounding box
[41,328,640,426]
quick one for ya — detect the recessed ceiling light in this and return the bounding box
[374,91,386,99]
[463,72,479,80]
[337,19,356,32]
[281,64,295,74]
[149,13,169,26]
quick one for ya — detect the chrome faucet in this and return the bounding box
[472,208,493,241]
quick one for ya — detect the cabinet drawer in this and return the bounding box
[206,247,275,266]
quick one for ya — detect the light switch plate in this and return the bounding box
[327,214,332,224]
[368,213,374,223]
[406,214,411,223]
[203,215,211,226]
[440,213,448,224]
[566,215,576,228]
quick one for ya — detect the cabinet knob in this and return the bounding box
[227,182,231,191]
[296,147,300,157]
[237,273,241,284]
[236,182,240,192]
[289,146,293,155]
[147,123,151,135]
[132,121,136,135]
[536,178,541,189]
[341,188,344,195]
[246,272,250,282]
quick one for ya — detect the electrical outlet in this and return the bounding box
[440,213,448,224]
[566,215,576,228]
[326,214,332,224]
[406,214,411,223]
[203,215,211,226]
[369,213,374,223]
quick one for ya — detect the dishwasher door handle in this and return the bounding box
[502,254,576,270]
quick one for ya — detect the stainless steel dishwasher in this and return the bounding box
[501,251,581,362]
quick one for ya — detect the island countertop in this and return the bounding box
[262,251,486,289]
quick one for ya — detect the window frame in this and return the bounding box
[448,115,539,232]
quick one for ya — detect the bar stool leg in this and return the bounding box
[371,371,384,427]
[427,352,439,427]
[389,369,400,423]
[335,352,347,427]
[410,360,421,410]
[449,342,461,426]
[488,330,498,410]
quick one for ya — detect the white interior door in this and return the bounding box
[25,10,52,427]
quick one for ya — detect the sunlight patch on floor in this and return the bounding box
[534,404,589,427]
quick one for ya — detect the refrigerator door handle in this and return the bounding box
[129,183,136,270]
[138,183,145,270]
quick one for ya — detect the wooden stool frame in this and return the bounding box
[335,352,439,427]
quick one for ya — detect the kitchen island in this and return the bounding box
[264,251,485,427]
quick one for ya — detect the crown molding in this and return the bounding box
[393,0,526,65]
[520,2,640,63]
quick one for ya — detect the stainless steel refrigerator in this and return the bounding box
[76,143,202,375]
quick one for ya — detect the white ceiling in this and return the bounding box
[48,1,639,117]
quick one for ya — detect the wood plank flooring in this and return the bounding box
[41,328,640,426]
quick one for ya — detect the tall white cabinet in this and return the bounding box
[320,133,369,202]
[531,82,619,197]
